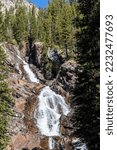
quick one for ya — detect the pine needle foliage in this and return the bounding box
[0,47,13,149]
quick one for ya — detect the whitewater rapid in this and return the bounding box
[16,55,39,83]
[34,86,69,136]
[23,63,39,83]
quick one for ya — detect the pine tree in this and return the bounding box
[48,0,59,46]
[29,5,38,42]
[54,12,62,47]
[61,2,73,58]
[72,0,100,149]
[44,12,52,46]
[13,5,28,43]
[0,46,13,149]
[3,8,15,42]
[37,10,44,41]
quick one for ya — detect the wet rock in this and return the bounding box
[29,64,45,82]
[39,137,49,150]
[47,48,64,78]
[60,115,73,136]
[47,48,63,64]
[34,84,45,95]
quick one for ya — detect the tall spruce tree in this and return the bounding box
[3,8,15,42]
[29,5,38,42]
[72,0,100,149]
[44,12,52,46]
[13,5,28,43]
[61,2,73,58]
[37,10,45,42]
[48,0,59,46]
[54,12,62,47]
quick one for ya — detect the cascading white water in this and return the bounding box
[73,141,87,150]
[16,56,69,149]
[48,137,55,150]
[23,62,39,83]
[34,86,69,137]
[16,56,87,150]
[16,55,39,83]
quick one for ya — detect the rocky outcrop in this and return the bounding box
[47,48,64,64]
[7,74,76,150]
[50,60,78,93]
[7,72,46,150]
[57,60,78,91]
[29,42,44,68]
[47,48,64,78]
[29,64,45,83]
[1,0,39,14]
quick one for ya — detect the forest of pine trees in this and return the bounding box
[0,0,77,57]
[0,0,100,149]
[72,0,100,149]
[0,46,13,149]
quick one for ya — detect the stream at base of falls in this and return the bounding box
[17,56,87,150]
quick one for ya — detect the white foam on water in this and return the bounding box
[73,139,88,150]
[49,137,55,150]
[34,86,69,137]
[23,63,39,83]
[16,55,39,83]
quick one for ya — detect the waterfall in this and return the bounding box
[17,57,69,149]
[16,55,39,83]
[34,86,69,137]
[23,62,39,83]
[17,56,87,150]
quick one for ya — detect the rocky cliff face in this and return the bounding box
[1,0,39,14]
